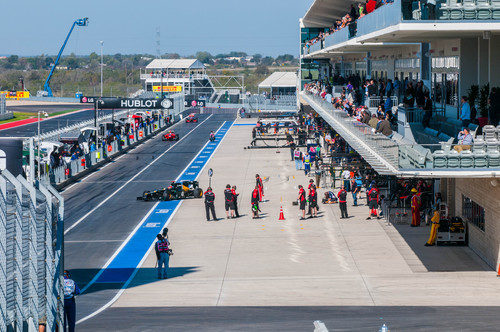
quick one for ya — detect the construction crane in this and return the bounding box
[40,17,89,97]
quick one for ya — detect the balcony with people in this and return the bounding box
[300,77,500,175]
[301,0,500,57]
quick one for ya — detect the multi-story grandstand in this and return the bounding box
[299,0,500,268]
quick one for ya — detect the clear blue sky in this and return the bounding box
[0,0,311,57]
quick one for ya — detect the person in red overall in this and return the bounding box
[298,185,307,220]
[410,188,421,227]
[367,183,380,219]
[231,185,240,218]
[251,186,260,219]
[255,174,264,202]
[308,184,318,218]
[337,186,348,219]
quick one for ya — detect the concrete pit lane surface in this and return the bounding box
[63,113,235,322]
[67,117,500,331]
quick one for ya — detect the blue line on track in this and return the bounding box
[95,121,233,283]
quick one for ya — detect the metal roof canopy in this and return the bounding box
[356,22,500,43]
[304,42,419,59]
[302,0,359,28]
[146,59,205,70]
[258,72,298,89]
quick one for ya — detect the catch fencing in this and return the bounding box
[0,94,5,114]
[37,110,129,142]
[32,93,186,188]
[37,110,184,189]
[0,94,14,121]
[0,170,64,331]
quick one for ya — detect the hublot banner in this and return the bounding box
[80,96,174,109]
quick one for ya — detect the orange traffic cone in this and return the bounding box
[497,264,500,277]
[279,206,285,220]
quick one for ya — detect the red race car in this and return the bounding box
[162,130,179,141]
[185,113,198,123]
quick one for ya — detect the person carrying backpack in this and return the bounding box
[155,233,172,279]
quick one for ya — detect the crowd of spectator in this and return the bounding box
[304,72,500,155]
[304,79,395,138]
[304,0,394,50]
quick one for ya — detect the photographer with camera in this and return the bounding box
[155,230,173,279]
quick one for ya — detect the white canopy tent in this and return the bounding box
[258,72,298,89]
[145,59,206,70]
[258,71,298,97]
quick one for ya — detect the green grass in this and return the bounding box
[0,112,34,125]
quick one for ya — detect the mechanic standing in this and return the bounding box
[63,270,80,332]
[337,186,349,219]
[289,140,296,161]
[231,185,240,218]
[303,152,311,176]
[155,234,171,279]
[204,187,217,221]
[251,186,260,219]
[410,188,421,227]
[224,184,236,218]
[294,148,303,170]
[256,174,264,202]
[366,183,380,220]
[298,185,307,220]
[308,184,318,218]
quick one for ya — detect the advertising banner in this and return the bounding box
[80,96,174,109]
[152,85,183,92]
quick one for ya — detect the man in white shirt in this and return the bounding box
[325,91,333,103]
[342,169,351,192]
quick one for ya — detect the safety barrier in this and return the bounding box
[37,113,182,189]
[0,170,64,331]
[0,94,5,114]
[0,95,13,121]
[37,110,129,142]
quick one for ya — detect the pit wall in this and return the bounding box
[452,177,500,270]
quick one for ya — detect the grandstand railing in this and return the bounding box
[366,96,399,109]
[302,92,500,172]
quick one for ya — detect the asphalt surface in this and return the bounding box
[0,108,117,137]
[6,103,88,114]
[77,306,500,331]
[63,112,235,321]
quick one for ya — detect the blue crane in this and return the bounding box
[42,17,89,97]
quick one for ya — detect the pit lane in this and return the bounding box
[62,112,235,321]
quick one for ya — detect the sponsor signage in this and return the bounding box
[152,85,183,92]
[0,91,30,99]
[184,99,205,108]
[80,96,174,109]
[79,96,117,104]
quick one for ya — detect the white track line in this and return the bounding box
[77,202,159,294]
[76,120,233,325]
[63,114,213,235]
